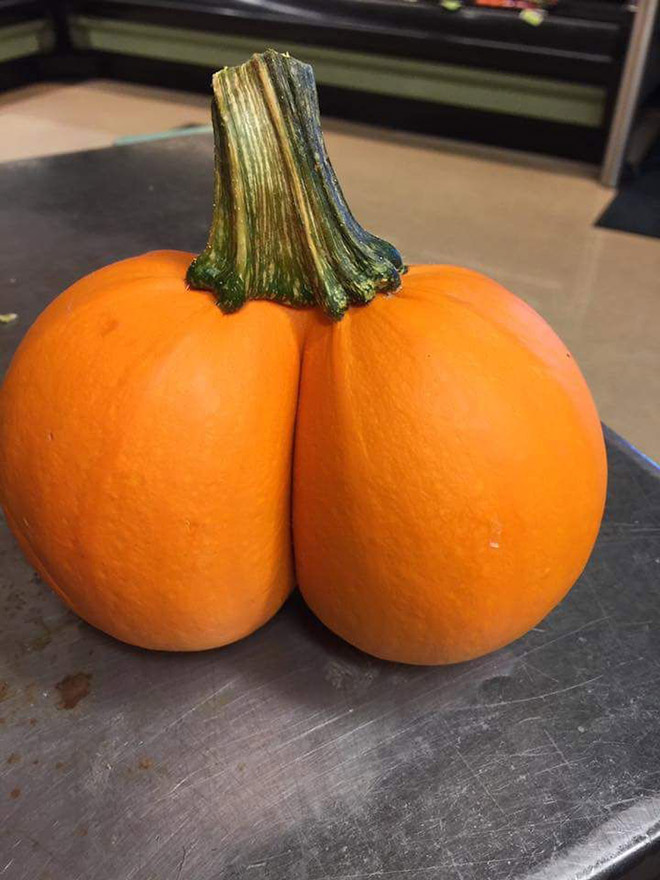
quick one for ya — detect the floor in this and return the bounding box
[0,80,210,162]
[2,79,659,461]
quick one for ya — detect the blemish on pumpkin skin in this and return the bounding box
[55,672,92,710]
[489,520,502,551]
[100,318,119,337]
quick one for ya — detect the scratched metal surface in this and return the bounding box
[2,136,660,880]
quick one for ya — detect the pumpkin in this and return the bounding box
[0,51,606,663]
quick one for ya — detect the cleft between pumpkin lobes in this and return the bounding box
[187,49,405,321]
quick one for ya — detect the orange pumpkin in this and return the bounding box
[295,266,606,663]
[0,51,606,663]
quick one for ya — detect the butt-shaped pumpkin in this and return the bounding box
[0,51,606,664]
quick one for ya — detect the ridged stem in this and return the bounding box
[187,49,404,321]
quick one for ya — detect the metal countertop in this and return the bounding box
[1,134,659,880]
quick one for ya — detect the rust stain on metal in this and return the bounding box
[55,673,92,710]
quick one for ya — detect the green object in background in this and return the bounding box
[520,9,546,25]
[441,1,463,11]
[0,20,52,62]
[71,16,606,128]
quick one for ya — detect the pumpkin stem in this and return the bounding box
[186,49,405,321]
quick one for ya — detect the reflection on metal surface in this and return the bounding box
[526,796,660,880]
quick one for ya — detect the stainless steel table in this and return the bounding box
[1,135,660,880]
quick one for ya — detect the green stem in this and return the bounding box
[187,49,405,321]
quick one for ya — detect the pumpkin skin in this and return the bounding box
[0,256,606,661]
[0,52,607,662]
[294,265,607,665]
[0,251,303,650]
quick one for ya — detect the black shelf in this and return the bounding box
[72,0,632,84]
